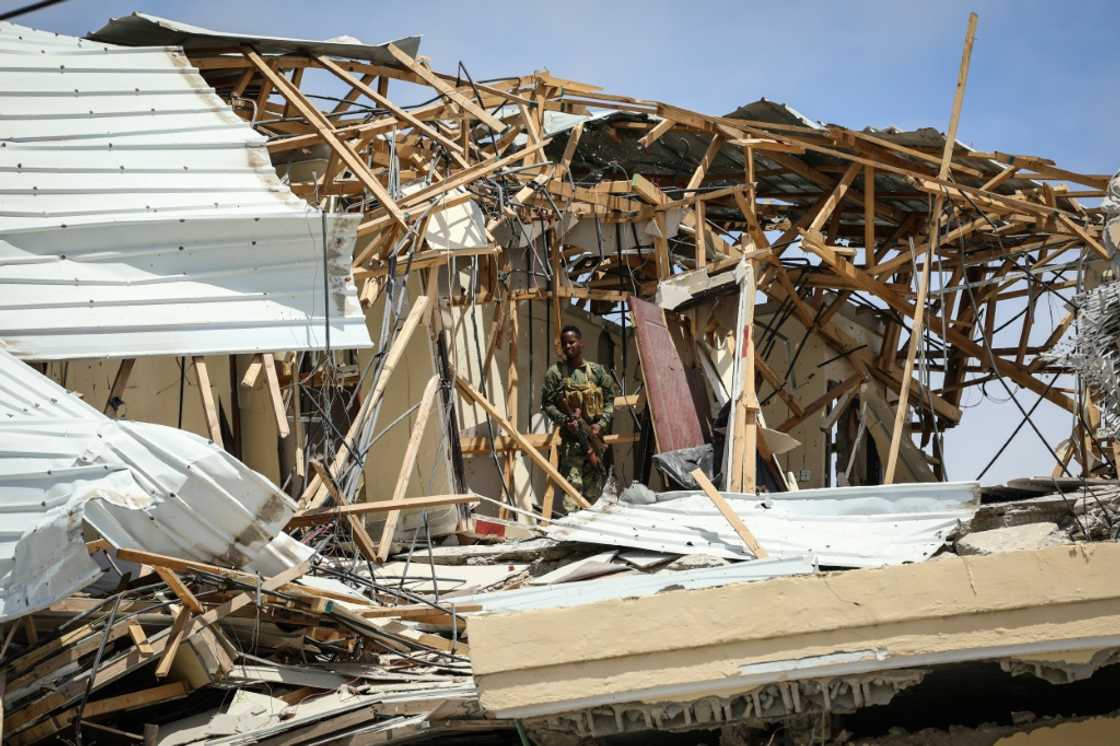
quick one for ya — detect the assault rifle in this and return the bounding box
[558,403,607,470]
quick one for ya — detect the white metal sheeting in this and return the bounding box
[546,482,980,568]
[88,12,421,65]
[455,555,817,614]
[0,348,307,622]
[0,21,371,359]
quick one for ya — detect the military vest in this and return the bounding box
[562,363,605,420]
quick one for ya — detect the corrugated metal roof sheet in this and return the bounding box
[456,555,816,614]
[87,12,420,65]
[0,21,371,359]
[545,481,980,567]
[0,348,308,622]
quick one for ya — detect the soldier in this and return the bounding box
[542,325,618,512]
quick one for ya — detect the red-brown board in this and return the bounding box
[628,296,706,452]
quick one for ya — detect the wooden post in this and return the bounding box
[694,197,707,269]
[653,211,671,280]
[539,429,561,521]
[376,375,441,561]
[103,358,135,415]
[884,12,978,484]
[240,354,264,388]
[290,355,305,481]
[310,460,378,562]
[503,297,521,517]
[301,295,431,510]
[191,357,223,448]
[244,49,407,228]
[864,165,876,268]
[691,468,768,558]
[726,259,758,492]
[154,606,190,679]
[262,352,290,439]
[153,567,203,614]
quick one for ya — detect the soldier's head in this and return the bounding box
[560,325,584,364]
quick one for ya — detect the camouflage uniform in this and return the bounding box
[542,360,618,512]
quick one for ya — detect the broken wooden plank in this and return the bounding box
[262,352,290,439]
[103,358,135,415]
[456,375,590,509]
[153,567,204,614]
[191,356,223,447]
[690,468,768,558]
[376,375,441,561]
[288,494,480,528]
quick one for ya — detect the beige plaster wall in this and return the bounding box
[470,543,1119,715]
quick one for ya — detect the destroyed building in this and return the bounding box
[1,9,1119,745]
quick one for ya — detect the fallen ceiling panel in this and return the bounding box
[546,481,980,567]
[0,21,371,360]
[0,348,308,622]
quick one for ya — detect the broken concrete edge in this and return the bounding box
[469,542,1119,718]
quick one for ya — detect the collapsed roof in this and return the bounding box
[1,8,1118,746]
[0,20,371,359]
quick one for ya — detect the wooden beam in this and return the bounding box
[191,357,223,447]
[262,352,290,438]
[456,376,591,509]
[686,134,724,191]
[691,469,768,558]
[384,44,506,131]
[314,55,469,168]
[241,354,264,388]
[727,260,759,492]
[153,567,204,614]
[777,372,865,433]
[695,197,708,269]
[301,295,431,510]
[884,242,934,484]
[310,460,379,562]
[287,494,479,528]
[458,431,638,455]
[885,11,977,483]
[244,49,407,228]
[154,606,191,679]
[503,296,521,517]
[376,375,441,562]
[864,166,876,267]
[807,162,861,234]
[639,118,674,149]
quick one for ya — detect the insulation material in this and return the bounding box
[0,348,307,621]
[0,21,371,360]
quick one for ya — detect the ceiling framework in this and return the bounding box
[123,20,1114,485]
[3,12,1120,746]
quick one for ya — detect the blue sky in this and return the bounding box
[16,0,1115,483]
